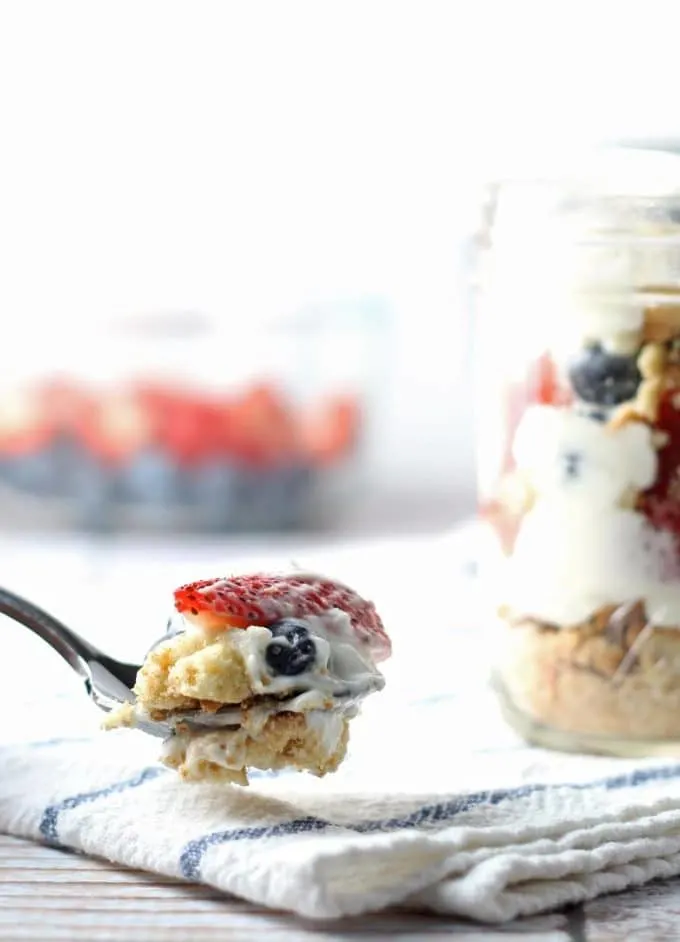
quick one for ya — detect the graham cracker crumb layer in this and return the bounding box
[499,603,680,739]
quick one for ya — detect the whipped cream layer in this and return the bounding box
[504,405,680,627]
[226,609,384,704]
[136,608,384,725]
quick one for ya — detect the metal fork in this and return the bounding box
[0,585,178,737]
[1,585,370,739]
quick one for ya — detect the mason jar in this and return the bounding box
[477,146,680,756]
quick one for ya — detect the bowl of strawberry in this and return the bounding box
[0,377,363,532]
[0,303,388,532]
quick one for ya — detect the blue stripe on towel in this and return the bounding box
[26,737,97,749]
[179,760,680,879]
[39,766,166,845]
[180,816,330,878]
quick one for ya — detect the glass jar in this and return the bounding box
[476,146,680,756]
[0,301,388,533]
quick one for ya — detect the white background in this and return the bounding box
[1,1,680,529]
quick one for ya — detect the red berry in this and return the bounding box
[229,384,299,467]
[532,352,572,408]
[482,352,571,556]
[160,394,211,468]
[174,572,391,661]
[80,392,152,465]
[637,389,680,541]
[301,395,361,466]
[0,387,53,455]
[35,378,95,438]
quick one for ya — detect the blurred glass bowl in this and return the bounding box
[0,301,388,533]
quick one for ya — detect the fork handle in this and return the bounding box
[0,585,105,680]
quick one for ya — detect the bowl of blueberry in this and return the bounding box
[0,304,387,532]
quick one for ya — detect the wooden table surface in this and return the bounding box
[3,833,680,942]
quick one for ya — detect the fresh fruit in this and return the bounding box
[265,619,317,675]
[232,464,313,531]
[637,388,680,537]
[35,378,96,440]
[529,351,572,407]
[3,449,57,495]
[0,372,364,531]
[481,352,570,556]
[0,388,53,455]
[568,343,641,406]
[301,395,360,466]
[639,493,680,536]
[70,455,115,530]
[79,392,151,464]
[229,384,299,466]
[184,459,238,530]
[173,572,391,660]
[158,394,217,467]
[118,447,180,504]
[498,353,572,480]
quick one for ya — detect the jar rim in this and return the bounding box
[489,145,680,201]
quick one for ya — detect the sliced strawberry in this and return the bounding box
[35,378,96,439]
[301,395,361,466]
[174,572,391,661]
[642,390,680,499]
[637,388,680,544]
[160,393,213,468]
[481,352,571,556]
[79,392,152,464]
[530,351,572,408]
[230,384,299,467]
[499,353,571,478]
[128,384,219,467]
[0,387,54,455]
[479,499,522,556]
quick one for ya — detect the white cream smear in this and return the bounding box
[504,405,680,627]
[230,609,384,701]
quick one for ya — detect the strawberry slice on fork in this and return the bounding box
[174,572,391,662]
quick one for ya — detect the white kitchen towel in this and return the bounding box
[4,685,680,923]
[2,524,680,924]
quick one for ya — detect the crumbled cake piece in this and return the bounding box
[642,299,680,344]
[134,632,252,711]
[163,711,350,785]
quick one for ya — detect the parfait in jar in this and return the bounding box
[480,152,680,755]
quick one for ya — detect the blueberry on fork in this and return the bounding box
[265,618,317,676]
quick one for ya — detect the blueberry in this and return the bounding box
[265,618,317,676]
[71,455,115,531]
[4,448,57,495]
[234,465,315,531]
[118,448,179,505]
[182,460,238,530]
[49,435,85,498]
[568,343,641,406]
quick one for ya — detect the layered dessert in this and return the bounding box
[481,179,680,751]
[105,572,391,783]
